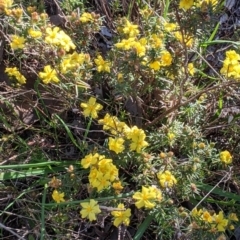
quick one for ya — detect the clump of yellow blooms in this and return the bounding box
[81,153,119,192]
[6,7,23,19]
[0,0,12,13]
[115,18,175,72]
[79,12,94,23]
[191,208,238,232]
[5,67,26,84]
[122,19,139,38]
[179,0,217,11]
[2,1,238,236]
[98,114,148,153]
[59,51,91,74]
[220,50,240,80]
[44,26,76,52]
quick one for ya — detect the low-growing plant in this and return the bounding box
[0,0,239,239]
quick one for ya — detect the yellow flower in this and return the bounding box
[225,50,240,64]
[93,172,111,192]
[79,12,93,23]
[112,181,124,194]
[213,211,228,232]
[5,67,26,84]
[97,159,119,183]
[191,208,203,218]
[122,19,139,37]
[28,28,42,38]
[149,186,162,202]
[14,72,26,84]
[179,0,194,10]
[201,210,213,223]
[150,34,163,49]
[11,8,23,19]
[197,0,218,9]
[81,153,100,169]
[160,50,172,66]
[5,67,18,76]
[132,186,157,209]
[133,41,146,57]
[105,164,119,183]
[58,30,76,52]
[115,38,136,50]
[80,97,103,119]
[10,35,26,50]
[60,58,73,73]
[127,126,146,141]
[117,73,123,82]
[52,190,65,203]
[128,126,148,153]
[80,199,101,221]
[98,113,116,130]
[94,55,111,73]
[220,150,232,164]
[70,52,86,65]
[140,7,153,18]
[188,63,195,76]
[108,137,125,154]
[220,50,240,79]
[27,6,36,13]
[228,213,238,222]
[167,133,175,141]
[149,60,161,71]
[175,31,193,47]
[229,225,235,230]
[0,0,12,13]
[157,170,177,188]
[39,65,60,84]
[111,204,131,227]
[45,27,60,45]
[164,22,177,32]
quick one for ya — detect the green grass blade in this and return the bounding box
[0,162,77,180]
[208,22,219,43]
[45,192,134,207]
[133,214,154,240]
[40,183,48,240]
[0,161,62,169]
[163,0,170,19]
[54,114,84,153]
[197,183,240,202]
[0,169,47,180]
[200,39,240,47]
